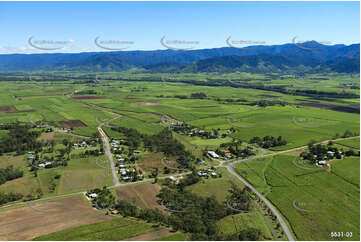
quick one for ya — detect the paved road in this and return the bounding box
[217,146,296,241]
[97,117,121,187]
[220,136,359,241]
[226,164,295,241]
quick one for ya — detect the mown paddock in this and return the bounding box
[0,196,111,241]
[235,154,360,241]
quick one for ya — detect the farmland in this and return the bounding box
[0,71,359,241]
[235,152,360,241]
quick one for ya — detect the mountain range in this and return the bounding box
[0,41,359,73]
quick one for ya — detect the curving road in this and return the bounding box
[225,164,295,241]
[217,146,296,241]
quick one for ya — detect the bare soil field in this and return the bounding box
[116,183,165,212]
[139,101,162,107]
[0,197,111,241]
[72,96,108,100]
[297,102,360,114]
[59,120,87,128]
[0,106,17,113]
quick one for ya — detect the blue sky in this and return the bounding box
[0,1,359,54]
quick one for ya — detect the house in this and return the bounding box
[88,193,98,198]
[44,161,52,168]
[38,163,45,168]
[134,150,141,154]
[168,176,176,181]
[224,150,230,153]
[122,176,130,180]
[327,151,335,156]
[80,141,87,148]
[211,172,217,178]
[199,160,206,165]
[208,151,219,159]
[28,155,34,160]
[110,209,119,214]
[119,165,126,168]
[318,160,327,166]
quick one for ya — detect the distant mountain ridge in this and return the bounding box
[0,41,359,73]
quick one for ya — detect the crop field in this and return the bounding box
[235,154,360,241]
[0,71,359,241]
[335,138,360,150]
[0,196,111,240]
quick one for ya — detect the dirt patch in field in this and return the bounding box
[59,120,87,128]
[72,96,108,100]
[297,102,360,114]
[137,153,170,175]
[0,197,111,241]
[123,228,173,241]
[116,183,165,212]
[139,101,162,107]
[0,106,17,113]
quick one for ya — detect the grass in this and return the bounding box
[187,167,245,202]
[33,217,160,241]
[236,154,360,241]
[331,156,360,186]
[152,232,188,241]
[0,74,359,241]
[335,138,360,150]
[217,212,273,240]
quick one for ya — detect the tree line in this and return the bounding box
[250,136,287,148]
[0,165,23,185]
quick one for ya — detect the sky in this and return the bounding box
[0,1,359,54]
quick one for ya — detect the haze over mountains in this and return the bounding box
[0,41,359,73]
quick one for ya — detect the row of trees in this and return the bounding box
[0,165,23,185]
[250,136,287,148]
[0,192,23,205]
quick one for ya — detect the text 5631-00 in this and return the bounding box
[330,232,352,238]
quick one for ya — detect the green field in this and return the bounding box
[335,138,360,150]
[0,72,359,241]
[217,212,273,240]
[235,154,360,241]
